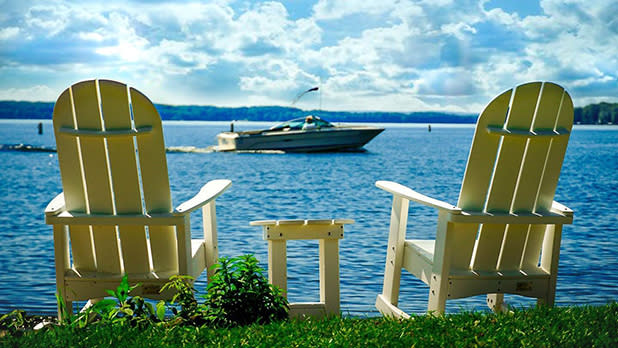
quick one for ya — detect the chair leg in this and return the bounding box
[57,295,73,321]
[537,289,555,307]
[487,293,507,312]
[378,196,409,314]
[427,212,454,316]
[427,280,447,315]
[53,225,72,320]
[539,224,561,308]
[376,294,410,319]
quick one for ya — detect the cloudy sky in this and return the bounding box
[0,0,617,113]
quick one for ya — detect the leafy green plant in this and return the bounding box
[201,254,289,327]
[94,275,165,326]
[49,255,287,330]
[56,275,165,328]
[160,275,200,325]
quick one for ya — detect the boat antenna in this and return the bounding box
[291,86,319,105]
[319,80,322,111]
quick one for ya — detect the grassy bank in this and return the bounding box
[2,303,616,347]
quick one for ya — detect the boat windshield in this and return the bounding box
[269,116,333,131]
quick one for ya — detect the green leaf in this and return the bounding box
[93,299,117,314]
[156,301,166,321]
[116,275,130,302]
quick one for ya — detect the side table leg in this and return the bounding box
[268,239,288,298]
[319,238,340,315]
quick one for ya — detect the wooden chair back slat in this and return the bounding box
[70,80,122,274]
[53,89,96,271]
[98,80,151,274]
[130,87,177,273]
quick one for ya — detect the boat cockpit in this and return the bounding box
[269,116,334,132]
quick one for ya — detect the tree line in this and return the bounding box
[573,102,618,124]
[0,100,616,124]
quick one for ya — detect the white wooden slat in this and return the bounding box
[522,84,573,270]
[508,83,565,270]
[536,88,573,211]
[520,225,546,269]
[53,89,87,213]
[52,88,96,271]
[130,88,177,273]
[130,88,172,212]
[487,81,541,211]
[513,82,565,213]
[458,89,512,210]
[455,89,512,270]
[498,83,560,270]
[473,82,541,271]
[72,80,121,274]
[496,224,529,270]
[98,80,150,274]
[449,224,480,270]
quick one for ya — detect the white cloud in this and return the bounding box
[0,0,617,112]
[77,31,105,42]
[312,0,396,20]
[95,28,149,62]
[24,4,71,37]
[0,26,19,40]
[0,84,57,101]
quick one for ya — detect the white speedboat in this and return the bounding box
[216,116,384,152]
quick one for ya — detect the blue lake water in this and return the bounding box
[0,119,617,316]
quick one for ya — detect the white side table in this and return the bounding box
[250,219,354,318]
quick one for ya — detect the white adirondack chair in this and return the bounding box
[375,81,574,317]
[45,79,231,318]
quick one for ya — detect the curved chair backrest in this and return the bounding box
[454,81,573,272]
[52,79,178,275]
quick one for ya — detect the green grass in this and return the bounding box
[2,303,617,347]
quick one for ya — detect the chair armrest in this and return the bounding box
[45,192,66,216]
[175,179,232,214]
[551,200,573,217]
[376,180,461,213]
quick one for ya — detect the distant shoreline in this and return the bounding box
[1,100,616,125]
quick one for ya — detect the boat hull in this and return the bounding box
[217,126,384,152]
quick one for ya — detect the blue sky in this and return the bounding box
[0,0,617,113]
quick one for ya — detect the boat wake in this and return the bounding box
[233,149,286,154]
[0,144,56,152]
[166,146,216,153]
[1,144,220,154]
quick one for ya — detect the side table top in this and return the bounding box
[250,219,354,226]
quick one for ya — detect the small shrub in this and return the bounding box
[201,254,289,327]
